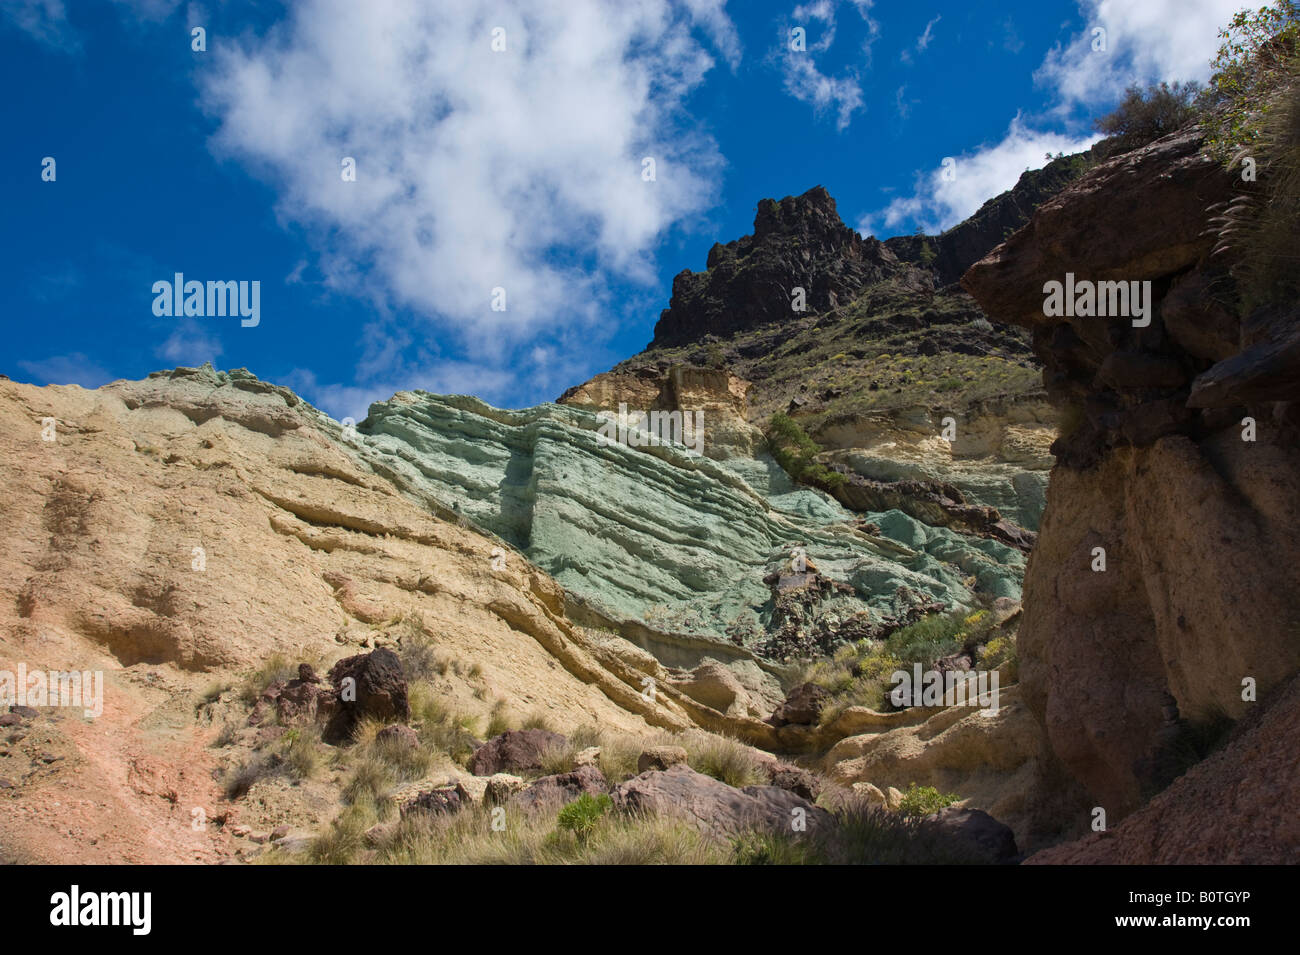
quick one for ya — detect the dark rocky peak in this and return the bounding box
[651,185,901,348]
[752,185,851,243]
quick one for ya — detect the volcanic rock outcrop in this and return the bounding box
[963,125,1300,824]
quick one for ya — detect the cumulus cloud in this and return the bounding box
[199,0,733,364]
[778,0,877,130]
[859,117,1101,235]
[1036,0,1251,108]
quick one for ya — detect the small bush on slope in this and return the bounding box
[896,782,960,817]
[1093,81,1202,158]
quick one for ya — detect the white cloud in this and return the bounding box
[17,352,113,388]
[156,320,224,366]
[199,0,732,364]
[901,14,940,64]
[285,361,517,424]
[681,0,742,68]
[1036,0,1251,108]
[782,56,864,130]
[779,0,877,130]
[861,0,1242,238]
[2,0,80,51]
[916,15,940,52]
[859,117,1101,235]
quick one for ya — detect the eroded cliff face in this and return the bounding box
[0,366,1039,860]
[963,126,1300,824]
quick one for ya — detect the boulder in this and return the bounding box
[483,773,527,806]
[920,807,1018,864]
[508,765,608,812]
[325,648,409,741]
[767,765,823,802]
[770,683,831,727]
[468,729,568,776]
[610,763,833,836]
[275,672,339,726]
[637,745,688,773]
[399,782,470,819]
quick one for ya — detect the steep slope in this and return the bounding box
[563,176,1088,535]
[0,369,686,861]
[346,386,1026,661]
[0,366,1055,862]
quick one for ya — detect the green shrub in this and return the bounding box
[555,793,613,843]
[1093,81,1202,157]
[1200,2,1300,309]
[1201,1,1300,162]
[766,413,845,492]
[731,830,819,865]
[896,782,959,817]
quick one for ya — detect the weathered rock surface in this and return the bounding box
[651,187,901,348]
[636,745,688,773]
[920,807,1018,864]
[1029,670,1300,864]
[509,765,608,812]
[770,682,831,727]
[963,125,1300,835]
[468,729,569,777]
[355,386,1024,661]
[325,648,409,740]
[610,763,832,835]
[0,368,677,862]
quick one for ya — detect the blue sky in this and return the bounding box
[0,0,1248,420]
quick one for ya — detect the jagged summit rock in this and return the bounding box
[651,185,903,348]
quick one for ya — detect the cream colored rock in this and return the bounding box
[823,686,1059,848]
[0,370,695,863]
[851,782,887,807]
[1015,434,1300,817]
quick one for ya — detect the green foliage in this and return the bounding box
[1201,2,1300,309]
[555,793,612,843]
[896,782,959,817]
[1201,1,1300,161]
[800,610,1007,721]
[766,412,846,492]
[977,634,1019,682]
[1093,81,1202,157]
